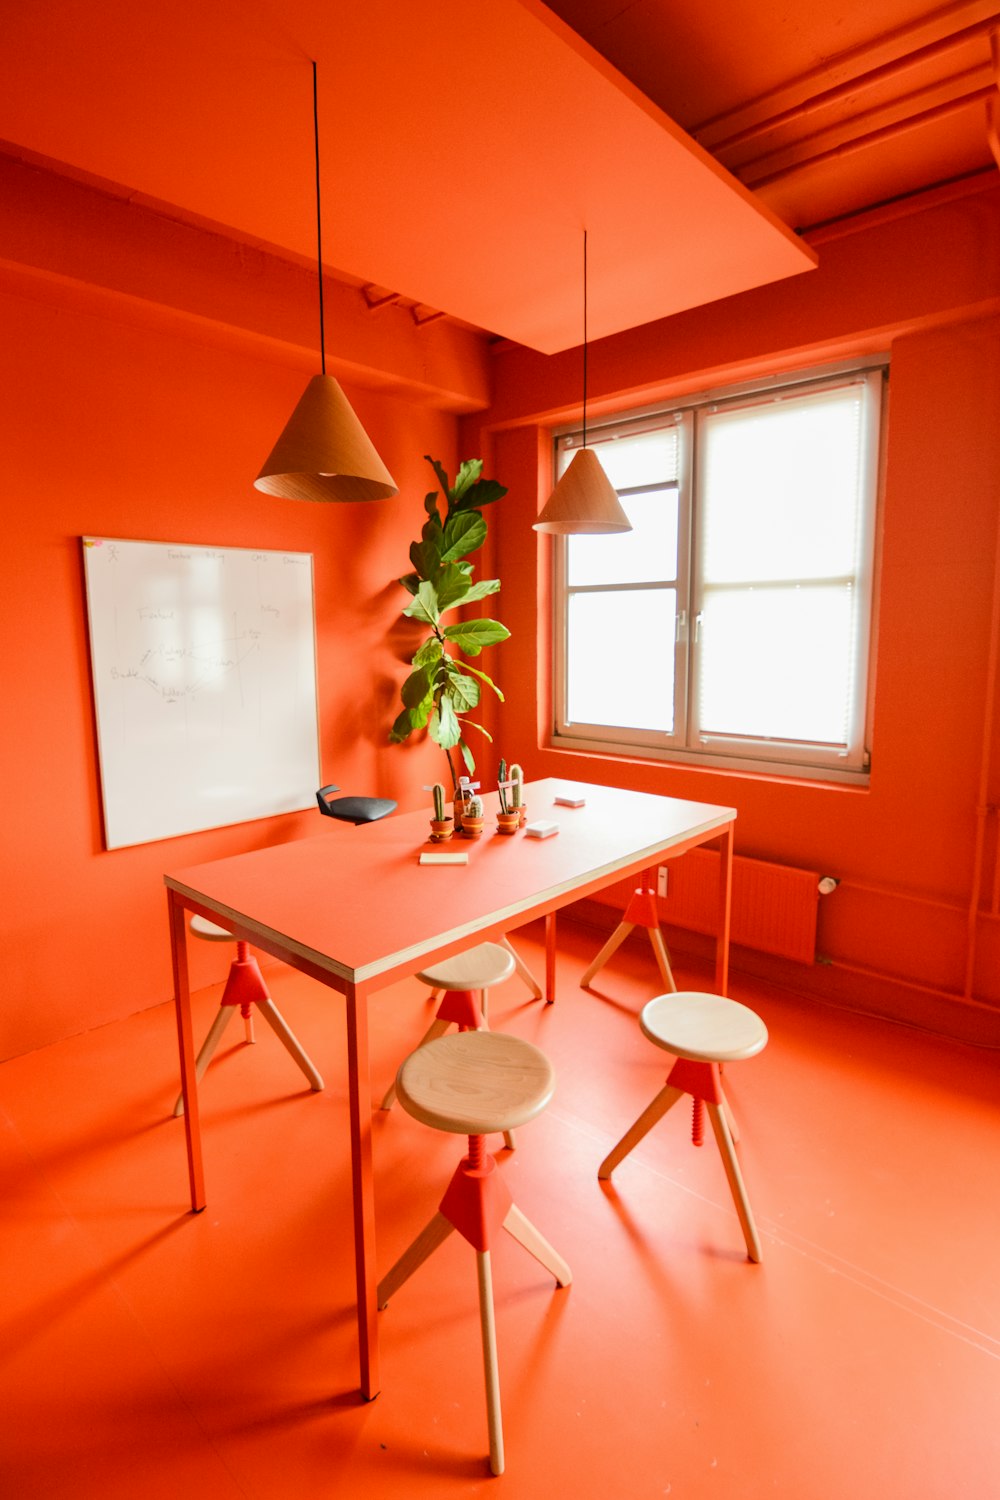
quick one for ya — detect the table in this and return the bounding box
[164,778,735,1399]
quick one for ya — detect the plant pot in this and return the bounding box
[496,812,520,835]
[515,804,527,828]
[429,818,453,842]
[461,816,484,838]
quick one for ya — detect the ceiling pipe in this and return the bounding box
[744,83,995,189]
[705,13,1000,155]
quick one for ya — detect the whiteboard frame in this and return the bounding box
[82,536,322,849]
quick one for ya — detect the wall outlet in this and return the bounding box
[656,866,668,898]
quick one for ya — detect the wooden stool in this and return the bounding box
[378,1030,572,1477]
[599,991,768,1262]
[381,941,518,1147]
[172,915,323,1116]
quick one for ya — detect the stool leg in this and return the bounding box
[579,920,635,988]
[706,1102,762,1263]
[377,1211,455,1307]
[598,1083,686,1179]
[582,885,676,993]
[172,1004,237,1116]
[254,998,324,1092]
[477,1249,505,1476]
[646,925,677,993]
[500,937,543,1000]
[503,1204,573,1286]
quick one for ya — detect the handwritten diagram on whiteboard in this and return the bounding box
[82,537,321,849]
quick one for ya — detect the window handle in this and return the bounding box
[675,609,687,644]
[694,611,704,643]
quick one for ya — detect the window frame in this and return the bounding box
[550,358,887,785]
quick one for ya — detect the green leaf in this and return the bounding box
[389,704,431,743]
[440,510,487,563]
[424,490,441,518]
[421,513,443,546]
[435,563,475,613]
[430,697,462,750]
[456,477,507,511]
[443,671,480,712]
[403,581,440,626]
[412,637,443,669]
[400,665,434,710]
[461,660,505,702]
[425,456,452,500]
[441,618,511,656]
[460,740,476,775]
[462,719,494,743]
[449,458,484,503]
[409,538,440,580]
[461,578,501,605]
[398,571,420,597]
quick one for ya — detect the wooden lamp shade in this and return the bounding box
[254,373,398,503]
[533,446,630,534]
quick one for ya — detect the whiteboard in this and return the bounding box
[82,537,321,849]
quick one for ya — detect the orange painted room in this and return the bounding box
[2,3,999,1497]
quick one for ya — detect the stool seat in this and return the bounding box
[397,1031,554,1136]
[189,914,234,941]
[416,942,516,993]
[641,992,768,1064]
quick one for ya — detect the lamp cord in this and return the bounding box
[582,228,588,447]
[312,59,326,375]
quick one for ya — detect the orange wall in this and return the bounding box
[6,160,1000,1059]
[0,179,485,1061]
[462,180,1000,1039]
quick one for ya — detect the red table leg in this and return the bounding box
[344,982,380,1400]
[715,822,734,996]
[545,912,557,1003]
[168,889,205,1213]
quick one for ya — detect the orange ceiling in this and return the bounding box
[0,0,816,353]
[550,0,1000,229]
[3,1,995,350]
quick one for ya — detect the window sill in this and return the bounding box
[548,729,871,791]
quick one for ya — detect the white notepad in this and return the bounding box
[419,851,469,865]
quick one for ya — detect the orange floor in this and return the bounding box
[2,916,999,1498]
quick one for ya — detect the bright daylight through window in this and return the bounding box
[552,362,885,780]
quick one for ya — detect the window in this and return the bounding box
[552,361,885,781]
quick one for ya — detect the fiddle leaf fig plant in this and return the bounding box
[390,456,510,791]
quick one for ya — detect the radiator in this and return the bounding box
[598,848,821,965]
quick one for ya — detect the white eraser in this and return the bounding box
[419,851,469,865]
[525,820,559,839]
[553,795,585,808]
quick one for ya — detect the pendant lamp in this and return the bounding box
[533,230,630,535]
[254,62,398,503]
